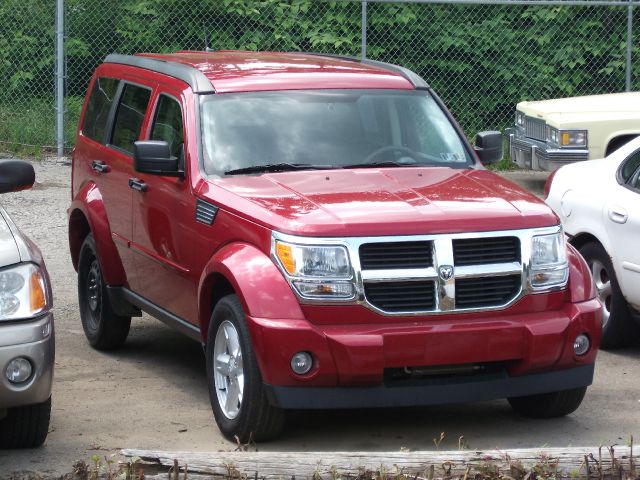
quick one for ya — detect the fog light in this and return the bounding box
[291,351,313,375]
[5,357,32,384]
[573,334,590,356]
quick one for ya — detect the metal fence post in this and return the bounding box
[626,1,633,91]
[55,0,65,157]
[361,1,367,60]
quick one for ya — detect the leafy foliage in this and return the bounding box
[1,0,639,149]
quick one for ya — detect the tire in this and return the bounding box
[78,233,131,350]
[579,241,636,349]
[508,387,587,418]
[0,397,51,448]
[206,294,284,442]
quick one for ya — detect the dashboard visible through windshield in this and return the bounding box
[200,90,473,176]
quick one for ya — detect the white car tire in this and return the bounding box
[579,242,637,349]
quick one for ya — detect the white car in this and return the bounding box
[545,137,640,348]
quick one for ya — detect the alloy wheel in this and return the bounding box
[590,259,612,328]
[213,320,244,419]
[86,258,102,330]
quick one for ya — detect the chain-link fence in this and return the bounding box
[0,0,638,155]
[0,0,56,153]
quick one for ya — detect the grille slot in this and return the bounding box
[455,275,521,308]
[359,241,433,270]
[453,237,520,266]
[524,116,546,141]
[365,281,436,312]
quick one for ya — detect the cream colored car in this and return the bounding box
[507,92,640,171]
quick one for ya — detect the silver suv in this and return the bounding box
[0,159,53,448]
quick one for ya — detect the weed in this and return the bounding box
[433,432,445,450]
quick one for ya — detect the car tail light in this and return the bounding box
[544,169,558,199]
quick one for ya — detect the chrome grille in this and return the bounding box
[356,233,526,315]
[524,116,546,142]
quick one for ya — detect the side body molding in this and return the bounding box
[68,181,127,285]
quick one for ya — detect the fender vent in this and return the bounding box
[196,199,218,225]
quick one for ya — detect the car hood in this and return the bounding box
[0,206,21,267]
[204,167,557,237]
[518,92,640,125]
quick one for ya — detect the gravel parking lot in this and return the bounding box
[1,160,639,476]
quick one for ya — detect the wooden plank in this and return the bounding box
[122,446,638,479]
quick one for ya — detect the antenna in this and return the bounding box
[204,30,213,52]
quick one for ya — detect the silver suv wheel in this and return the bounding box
[213,320,244,419]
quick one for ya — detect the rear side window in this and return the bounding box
[110,84,151,154]
[82,77,119,143]
[151,95,184,158]
[619,150,640,184]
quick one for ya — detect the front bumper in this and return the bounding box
[247,295,601,409]
[505,127,588,171]
[266,364,594,409]
[0,314,54,409]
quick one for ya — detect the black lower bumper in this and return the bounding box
[264,364,594,409]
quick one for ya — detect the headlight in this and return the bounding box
[547,127,587,147]
[529,232,568,289]
[559,130,587,147]
[274,240,354,299]
[515,111,525,127]
[0,263,48,321]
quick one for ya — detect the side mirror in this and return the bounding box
[133,141,182,177]
[474,131,503,165]
[0,159,35,194]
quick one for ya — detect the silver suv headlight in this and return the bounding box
[529,232,568,289]
[273,238,354,299]
[0,263,49,321]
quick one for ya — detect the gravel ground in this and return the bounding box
[1,161,639,477]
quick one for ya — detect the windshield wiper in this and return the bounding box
[341,161,417,169]
[224,163,337,176]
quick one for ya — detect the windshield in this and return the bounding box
[200,90,473,175]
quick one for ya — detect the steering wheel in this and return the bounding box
[364,145,419,164]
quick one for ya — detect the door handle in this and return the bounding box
[91,160,109,173]
[128,178,148,192]
[608,205,628,224]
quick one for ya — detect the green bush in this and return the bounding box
[1,0,638,151]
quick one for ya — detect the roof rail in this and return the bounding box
[104,54,216,94]
[303,52,429,89]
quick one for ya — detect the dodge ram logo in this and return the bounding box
[439,265,454,281]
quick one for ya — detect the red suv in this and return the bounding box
[69,51,601,441]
